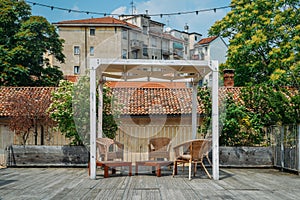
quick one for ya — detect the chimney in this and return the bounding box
[184,23,189,32]
[223,69,235,87]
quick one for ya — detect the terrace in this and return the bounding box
[0,167,299,199]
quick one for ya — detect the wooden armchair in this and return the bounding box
[96,138,124,161]
[89,138,132,178]
[148,137,172,161]
[172,139,212,180]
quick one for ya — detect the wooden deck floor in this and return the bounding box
[0,167,299,200]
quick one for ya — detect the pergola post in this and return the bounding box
[89,59,98,180]
[211,60,219,180]
[192,82,198,139]
[98,83,103,139]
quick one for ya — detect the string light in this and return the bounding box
[26,1,238,18]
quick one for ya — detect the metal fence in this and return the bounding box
[270,124,300,173]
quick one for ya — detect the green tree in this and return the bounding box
[209,0,299,88]
[0,0,65,86]
[48,78,119,145]
[48,80,78,144]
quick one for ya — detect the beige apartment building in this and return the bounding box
[52,15,203,76]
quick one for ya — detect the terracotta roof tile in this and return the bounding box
[56,16,140,29]
[0,87,55,117]
[0,86,243,117]
[110,86,242,115]
[111,87,195,115]
[197,36,218,45]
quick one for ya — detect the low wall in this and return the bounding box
[6,145,273,167]
[219,146,273,167]
[7,145,89,167]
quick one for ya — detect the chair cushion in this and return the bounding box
[178,155,191,160]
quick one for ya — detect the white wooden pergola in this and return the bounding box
[89,59,219,180]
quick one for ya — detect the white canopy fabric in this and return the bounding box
[89,59,219,180]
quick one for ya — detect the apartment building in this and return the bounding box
[191,36,228,86]
[192,36,227,63]
[52,15,203,76]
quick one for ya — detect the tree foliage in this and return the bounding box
[209,0,299,88]
[48,80,79,144]
[199,85,299,146]
[48,78,119,145]
[0,0,65,86]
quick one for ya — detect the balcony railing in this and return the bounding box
[130,40,142,49]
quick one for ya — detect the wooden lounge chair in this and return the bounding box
[172,139,212,180]
[89,138,132,178]
[148,137,172,161]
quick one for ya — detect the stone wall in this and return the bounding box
[219,146,273,167]
[6,145,273,167]
[7,145,89,167]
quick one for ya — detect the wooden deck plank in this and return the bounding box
[0,167,299,200]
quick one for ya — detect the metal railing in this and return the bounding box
[271,124,300,173]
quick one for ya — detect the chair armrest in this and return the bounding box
[166,141,172,152]
[173,140,192,150]
[173,141,191,157]
[114,140,124,150]
[148,144,154,152]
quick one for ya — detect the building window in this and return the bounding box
[143,26,148,34]
[151,37,157,47]
[132,50,138,59]
[122,29,127,39]
[122,49,127,59]
[90,28,95,36]
[90,46,94,56]
[74,46,80,55]
[143,45,148,56]
[74,66,80,74]
[205,46,208,55]
[152,55,157,60]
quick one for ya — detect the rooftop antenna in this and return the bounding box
[130,0,136,15]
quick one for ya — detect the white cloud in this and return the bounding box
[111,6,128,15]
[72,5,80,11]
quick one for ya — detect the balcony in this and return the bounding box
[130,40,142,50]
[162,49,172,56]
[173,49,183,59]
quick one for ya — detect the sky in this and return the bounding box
[28,0,231,37]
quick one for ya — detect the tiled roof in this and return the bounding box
[55,16,140,29]
[0,86,242,117]
[111,87,196,115]
[0,87,55,117]
[197,36,218,45]
[110,86,242,115]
